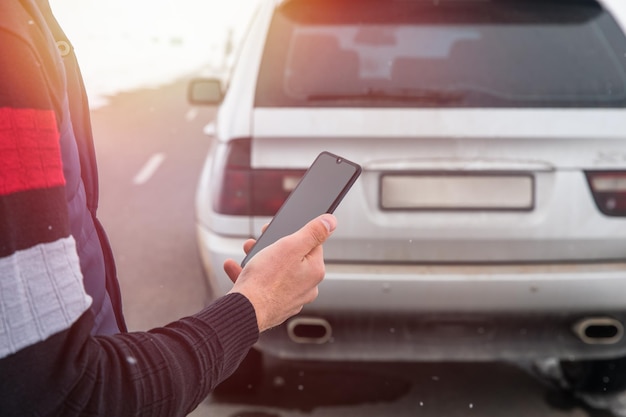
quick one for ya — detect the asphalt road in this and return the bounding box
[90,75,617,417]
[91,75,214,331]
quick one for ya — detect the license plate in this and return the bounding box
[380,173,534,210]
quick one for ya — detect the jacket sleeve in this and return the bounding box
[0,293,259,417]
[0,15,259,417]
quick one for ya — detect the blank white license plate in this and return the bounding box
[380,174,534,210]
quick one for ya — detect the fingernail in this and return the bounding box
[321,215,336,232]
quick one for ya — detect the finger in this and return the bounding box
[286,213,336,256]
[223,258,243,283]
[243,238,256,254]
[304,244,326,280]
[241,223,267,255]
[305,241,325,263]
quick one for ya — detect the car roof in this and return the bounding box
[266,0,626,33]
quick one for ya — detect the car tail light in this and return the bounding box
[586,171,626,216]
[213,138,306,216]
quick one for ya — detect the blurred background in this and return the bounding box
[50,0,258,108]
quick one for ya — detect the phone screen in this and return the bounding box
[241,152,361,267]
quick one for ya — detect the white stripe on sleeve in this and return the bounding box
[0,237,92,358]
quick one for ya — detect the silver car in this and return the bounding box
[190,0,626,398]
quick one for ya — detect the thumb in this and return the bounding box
[287,213,337,256]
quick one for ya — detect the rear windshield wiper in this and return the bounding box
[304,88,467,104]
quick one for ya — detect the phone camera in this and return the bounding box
[336,157,343,164]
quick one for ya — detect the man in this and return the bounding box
[0,0,336,415]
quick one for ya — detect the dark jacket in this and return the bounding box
[0,0,125,334]
[0,1,259,415]
[41,0,127,334]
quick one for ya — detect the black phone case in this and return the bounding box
[241,151,361,267]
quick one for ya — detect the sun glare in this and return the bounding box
[48,0,261,107]
[50,0,260,41]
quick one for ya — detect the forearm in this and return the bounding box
[0,293,259,417]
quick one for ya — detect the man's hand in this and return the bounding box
[224,214,337,332]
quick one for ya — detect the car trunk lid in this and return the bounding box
[249,107,626,263]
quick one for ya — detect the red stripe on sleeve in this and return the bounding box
[0,107,65,196]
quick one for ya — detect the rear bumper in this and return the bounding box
[260,311,626,362]
[198,225,626,361]
[318,262,626,313]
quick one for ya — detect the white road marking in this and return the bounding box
[133,153,165,185]
[185,108,198,121]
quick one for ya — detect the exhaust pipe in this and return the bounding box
[573,317,624,345]
[287,317,332,344]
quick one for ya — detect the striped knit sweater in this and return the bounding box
[0,1,259,416]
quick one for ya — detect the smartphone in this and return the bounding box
[241,151,362,267]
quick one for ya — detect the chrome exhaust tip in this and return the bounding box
[573,317,624,345]
[287,317,332,344]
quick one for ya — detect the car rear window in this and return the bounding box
[255,0,626,108]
